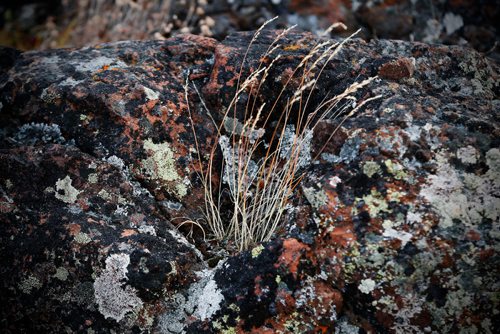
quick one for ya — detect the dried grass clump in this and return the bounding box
[186,19,380,252]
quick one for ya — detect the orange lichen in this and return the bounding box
[276,238,309,278]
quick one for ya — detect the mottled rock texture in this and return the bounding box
[1,30,499,333]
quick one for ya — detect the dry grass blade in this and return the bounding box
[186,23,381,252]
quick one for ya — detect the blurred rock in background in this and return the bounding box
[1,0,499,60]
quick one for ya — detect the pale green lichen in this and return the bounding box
[88,173,98,184]
[55,175,81,204]
[302,185,328,209]
[98,189,111,201]
[213,319,237,334]
[458,52,497,98]
[54,267,69,281]
[363,161,381,178]
[141,139,188,199]
[18,275,43,294]
[74,232,92,244]
[251,244,265,258]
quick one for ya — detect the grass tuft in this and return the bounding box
[185,21,381,252]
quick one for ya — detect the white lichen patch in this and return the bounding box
[59,77,84,87]
[376,128,407,158]
[280,125,313,170]
[329,176,342,188]
[167,229,204,260]
[358,278,376,294]
[335,316,362,334]
[98,189,112,201]
[457,146,478,165]
[420,149,500,229]
[93,253,143,322]
[55,175,81,204]
[75,56,127,73]
[106,155,126,169]
[223,116,265,143]
[141,139,188,198]
[158,267,224,333]
[194,273,224,320]
[382,227,413,247]
[143,86,160,101]
[443,12,463,35]
[138,225,156,236]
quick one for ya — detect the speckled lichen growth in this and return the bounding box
[93,253,143,322]
[140,139,188,198]
[55,175,81,204]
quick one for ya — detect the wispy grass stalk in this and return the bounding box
[186,22,380,252]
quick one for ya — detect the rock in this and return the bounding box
[1,30,499,333]
[378,57,415,80]
[0,144,203,332]
[3,1,498,62]
[0,36,218,223]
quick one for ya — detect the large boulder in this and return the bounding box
[1,30,499,333]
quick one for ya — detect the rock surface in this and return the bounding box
[2,1,499,62]
[1,30,499,333]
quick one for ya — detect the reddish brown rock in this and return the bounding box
[1,29,499,334]
[378,57,415,80]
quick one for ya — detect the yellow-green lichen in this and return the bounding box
[363,161,381,178]
[359,189,390,217]
[141,139,188,199]
[213,319,237,334]
[251,244,265,258]
[284,312,303,332]
[384,160,407,180]
[221,327,237,334]
[228,303,240,312]
[387,188,405,202]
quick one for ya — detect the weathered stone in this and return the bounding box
[1,29,499,333]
